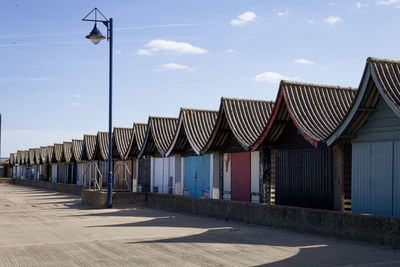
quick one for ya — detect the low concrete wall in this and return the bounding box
[0,178,14,184]
[108,192,400,248]
[81,190,110,209]
[14,179,84,195]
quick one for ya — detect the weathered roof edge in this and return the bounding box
[253,80,357,150]
[326,58,400,145]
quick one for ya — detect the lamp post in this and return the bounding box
[82,8,113,208]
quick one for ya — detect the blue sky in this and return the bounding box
[1,0,400,156]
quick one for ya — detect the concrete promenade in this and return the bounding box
[1,184,400,266]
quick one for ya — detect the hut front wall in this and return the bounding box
[51,164,57,183]
[57,163,69,184]
[151,156,176,194]
[183,155,210,198]
[114,159,136,191]
[222,152,261,202]
[137,158,151,192]
[274,121,333,210]
[351,98,400,217]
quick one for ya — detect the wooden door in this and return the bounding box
[231,152,251,202]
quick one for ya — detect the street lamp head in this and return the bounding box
[85,23,106,45]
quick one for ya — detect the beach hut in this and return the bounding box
[47,146,57,183]
[253,81,357,210]
[9,153,16,178]
[16,151,22,179]
[138,117,179,194]
[96,131,114,188]
[54,143,65,183]
[72,139,84,185]
[132,123,151,192]
[34,148,42,180]
[202,98,274,203]
[166,108,218,198]
[62,142,74,184]
[112,127,139,191]
[28,148,37,180]
[81,134,100,189]
[327,57,400,217]
[40,146,49,181]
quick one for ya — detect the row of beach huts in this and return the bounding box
[7,57,400,218]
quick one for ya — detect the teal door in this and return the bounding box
[352,141,395,217]
[184,155,210,197]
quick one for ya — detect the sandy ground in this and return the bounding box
[0,184,400,266]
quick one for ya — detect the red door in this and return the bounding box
[231,152,251,202]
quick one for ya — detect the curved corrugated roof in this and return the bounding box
[133,123,148,155]
[34,148,41,164]
[167,108,218,156]
[16,151,21,164]
[47,146,55,163]
[97,132,110,161]
[24,150,29,164]
[113,127,134,159]
[72,140,83,162]
[138,117,178,157]
[327,57,400,145]
[9,153,15,165]
[40,146,48,164]
[253,80,357,150]
[54,144,63,162]
[203,98,274,153]
[63,142,73,163]
[82,134,97,161]
[16,151,23,164]
[28,149,36,165]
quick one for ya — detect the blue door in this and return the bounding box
[184,155,210,197]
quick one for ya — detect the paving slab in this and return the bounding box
[1,184,400,266]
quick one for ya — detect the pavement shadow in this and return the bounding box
[79,209,400,266]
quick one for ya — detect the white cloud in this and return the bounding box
[308,19,315,24]
[328,2,335,6]
[294,59,315,65]
[226,49,235,53]
[146,39,207,55]
[357,2,369,8]
[230,11,257,26]
[155,63,194,71]
[254,72,299,83]
[325,16,343,25]
[72,102,79,107]
[377,0,400,5]
[73,94,81,98]
[115,50,123,55]
[136,49,154,56]
[276,10,290,16]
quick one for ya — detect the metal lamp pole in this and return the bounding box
[82,8,113,208]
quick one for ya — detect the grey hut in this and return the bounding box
[327,57,400,217]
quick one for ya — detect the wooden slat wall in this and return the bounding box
[270,149,276,205]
